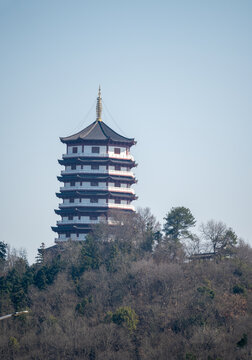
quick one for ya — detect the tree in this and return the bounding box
[136,208,161,235]
[5,245,28,271]
[108,306,139,333]
[200,220,237,254]
[0,241,7,274]
[35,243,45,265]
[136,208,161,252]
[80,235,101,272]
[0,241,7,261]
[183,233,203,256]
[163,207,196,241]
[155,235,186,263]
[91,208,161,256]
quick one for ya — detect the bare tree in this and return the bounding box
[183,233,203,256]
[200,220,237,254]
[136,207,161,235]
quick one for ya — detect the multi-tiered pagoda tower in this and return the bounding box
[52,88,137,242]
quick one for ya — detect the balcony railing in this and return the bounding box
[61,169,134,177]
[60,185,135,194]
[108,203,135,210]
[57,219,100,225]
[56,205,135,225]
[62,152,134,161]
[108,186,135,194]
[58,203,135,210]
[59,202,103,208]
[55,238,85,242]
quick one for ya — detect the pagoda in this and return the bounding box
[52,87,137,242]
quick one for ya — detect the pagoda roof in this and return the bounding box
[58,157,137,168]
[52,225,91,233]
[60,120,135,145]
[54,208,107,216]
[57,174,136,183]
[55,207,134,215]
[56,190,137,200]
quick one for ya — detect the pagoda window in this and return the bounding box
[91,181,98,186]
[73,147,78,154]
[115,165,121,171]
[90,215,98,220]
[82,145,84,152]
[80,182,82,186]
[78,215,81,220]
[92,146,100,154]
[115,181,120,187]
[71,165,76,170]
[68,215,73,220]
[66,232,70,237]
[91,164,99,170]
[114,148,121,154]
[76,233,79,238]
[90,198,98,203]
[70,181,75,186]
[79,198,81,202]
[81,165,83,169]
[115,199,121,204]
[70,198,74,203]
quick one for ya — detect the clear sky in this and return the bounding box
[0,0,251,263]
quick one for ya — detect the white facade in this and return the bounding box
[63,145,134,160]
[60,182,135,194]
[57,233,87,241]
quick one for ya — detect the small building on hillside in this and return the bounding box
[52,87,137,242]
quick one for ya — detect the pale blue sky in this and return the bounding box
[0,0,251,262]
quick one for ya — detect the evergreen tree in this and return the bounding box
[80,235,101,272]
[35,243,45,265]
[163,207,196,240]
[0,241,7,261]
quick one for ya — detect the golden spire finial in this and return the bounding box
[96,85,102,122]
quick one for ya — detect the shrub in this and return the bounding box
[233,284,245,294]
[109,306,139,333]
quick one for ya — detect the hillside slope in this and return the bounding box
[0,214,251,359]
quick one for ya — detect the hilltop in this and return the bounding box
[0,208,251,360]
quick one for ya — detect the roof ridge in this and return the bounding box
[61,119,135,144]
[99,121,109,139]
[82,121,99,139]
[100,121,134,141]
[60,121,96,141]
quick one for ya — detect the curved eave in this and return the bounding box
[52,225,92,233]
[56,191,137,200]
[59,171,135,180]
[58,188,136,196]
[54,207,135,215]
[60,120,136,146]
[55,207,109,215]
[57,174,137,184]
[61,139,136,147]
[58,157,137,168]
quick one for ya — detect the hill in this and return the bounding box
[0,208,251,359]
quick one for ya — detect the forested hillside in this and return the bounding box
[0,208,251,360]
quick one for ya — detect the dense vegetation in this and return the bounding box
[0,207,251,359]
